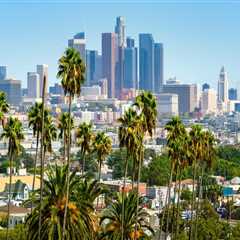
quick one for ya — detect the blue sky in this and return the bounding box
[0,0,240,92]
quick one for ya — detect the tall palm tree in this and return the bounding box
[188,124,204,240]
[58,112,74,162]
[57,47,85,238]
[28,102,48,211]
[194,130,216,240]
[159,116,188,240]
[134,91,157,137]
[133,91,157,240]
[26,165,96,240]
[0,91,9,126]
[38,75,48,240]
[100,191,154,240]
[93,132,112,183]
[118,108,140,240]
[1,117,24,240]
[76,122,93,174]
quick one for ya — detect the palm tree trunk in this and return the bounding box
[134,148,143,240]
[165,162,175,240]
[131,157,136,190]
[63,132,66,163]
[159,161,174,240]
[171,166,179,238]
[38,76,46,240]
[121,150,129,240]
[96,158,102,209]
[31,130,39,212]
[175,167,183,240]
[82,150,86,175]
[62,95,72,239]
[194,165,204,240]
[6,143,13,240]
[189,160,198,240]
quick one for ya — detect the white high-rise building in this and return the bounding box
[201,89,217,114]
[218,66,229,103]
[157,93,179,117]
[115,16,125,47]
[27,72,40,98]
[36,64,48,97]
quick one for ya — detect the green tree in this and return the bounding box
[28,103,48,211]
[57,47,85,238]
[26,165,95,240]
[118,108,142,240]
[93,132,112,182]
[160,116,188,240]
[1,117,24,240]
[76,122,93,174]
[100,191,154,240]
[58,112,74,162]
[133,91,157,240]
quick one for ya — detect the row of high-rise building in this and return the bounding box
[0,64,48,106]
[68,16,164,99]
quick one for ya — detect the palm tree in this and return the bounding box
[28,102,48,211]
[188,125,204,240]
[26,165,96,240]
[118,108,141,240]
[133,91,157,240]
[134,91,157,137]
[159,116,188,240]
[38,75,47,240]
[194,130,216,240]
[0,91,9,126]
[58,112,74,162]
[76,122,93,174]
[93,132,112,183]
[57,47,85,238]
[1,117,24,240]
[100,191,154,240]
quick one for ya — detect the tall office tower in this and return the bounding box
[202,83,210,91]
[115,16,125,47]
[154,43,164,93]
[124,42,138,89]
[0,66,7,80]
[27,72,40,98]
[115,46,125,98]
[229,88,238,100]
[36,64,48,97]
[102,33,116,98]
[68,32,86,62]
[0,78,21,105]
[126,37,135,48]
[218,66,229,103]
[139,34,155,92]
[201,89,217,114]
[86,50,102,86]
[162,82,198,114]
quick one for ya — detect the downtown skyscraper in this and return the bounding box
[124,37,138,89]
[68,32,86,63]
[37,64,48,97]
[102,32,116,98]
[139,34,164,93]
[218,66,229,103]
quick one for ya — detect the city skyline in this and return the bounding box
[0,1,240,92]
